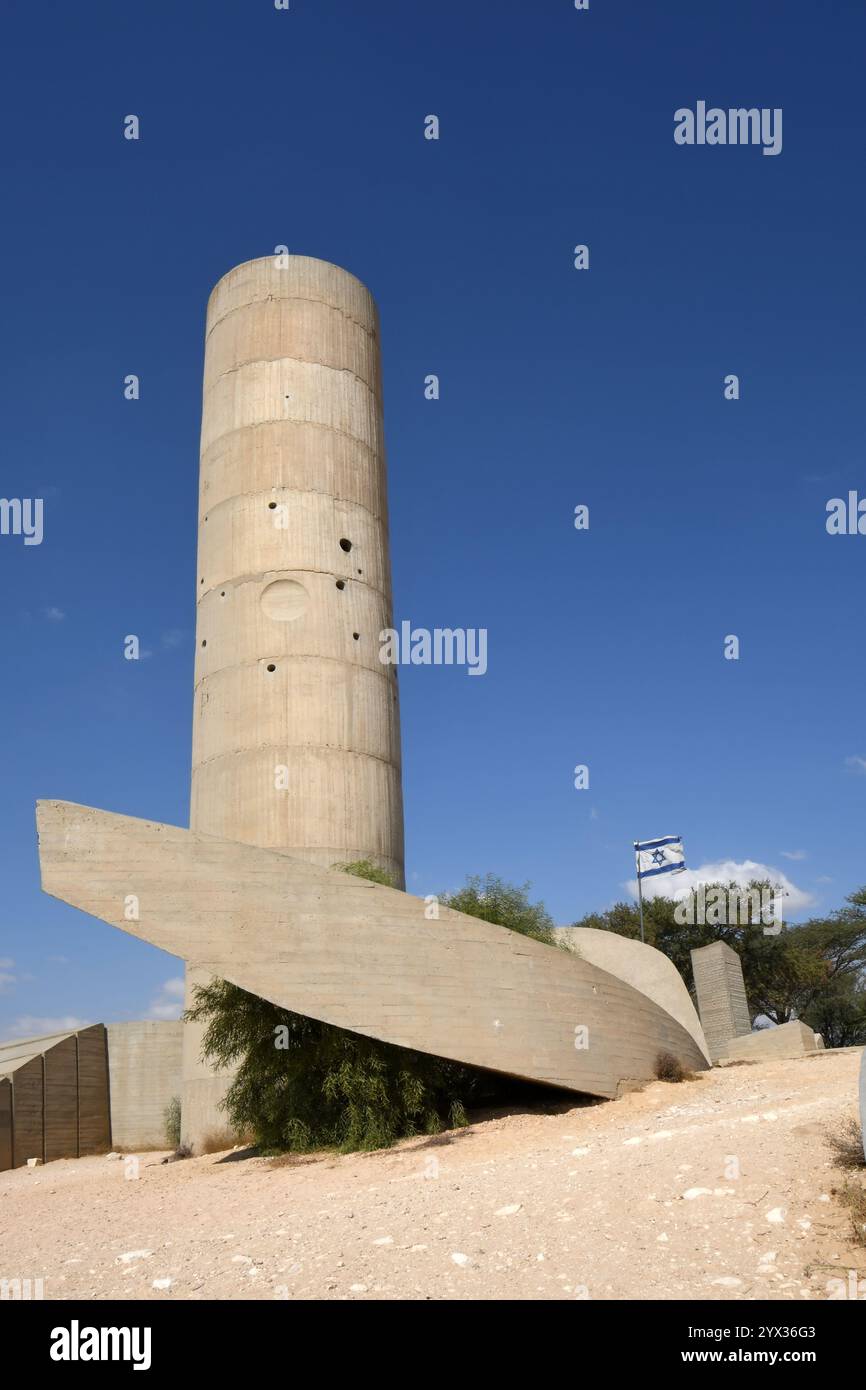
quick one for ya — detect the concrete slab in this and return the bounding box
[722,1020,820,1063]
[36,800,709,1101]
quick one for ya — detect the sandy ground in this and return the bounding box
[1,1048,863,1301]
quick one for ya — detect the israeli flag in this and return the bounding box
[635,835,686,880]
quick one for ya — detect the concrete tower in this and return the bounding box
[181,255,405,1145]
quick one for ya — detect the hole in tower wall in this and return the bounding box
[336,580,345,590]
[352,632,360,641]
[339,538,352,552]
[201,640,207,647]
[266,663,276,673]
[268,502,277,510]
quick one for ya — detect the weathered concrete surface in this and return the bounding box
[554,927,710,1065]
[37,801,709,1100]
[192,256,403,875]
[106,1022,183,1152]
[722,1020,822,1064]
[185,255,405,1144]
[690,941,752,1062]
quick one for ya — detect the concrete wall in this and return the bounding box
[106,1021,183,1151]
[723,1020,820,1064]
[690,941,752,1062]
[183,255,405,1146]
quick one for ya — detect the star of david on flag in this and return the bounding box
[634,835,686,880]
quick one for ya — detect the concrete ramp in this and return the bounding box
[36,800,709,1100]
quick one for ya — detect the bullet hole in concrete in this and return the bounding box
[339,538,352,552]
[357,568,362,575]
[336,580,345,591]
[352,632,360,641]
[201,640,207,647]
[266,663,276,673]
[268,502,277,510]
[200,578,204,585]
[220,591,225,598]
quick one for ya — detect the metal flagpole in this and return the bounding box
[634,840,645,944]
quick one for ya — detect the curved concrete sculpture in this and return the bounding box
[556,927,711,1065]
[37,801,709,1100]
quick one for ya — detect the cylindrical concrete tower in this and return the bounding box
[181,255,405,1146]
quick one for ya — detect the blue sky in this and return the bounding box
[1,0,864,1037]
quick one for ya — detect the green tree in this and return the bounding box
[794,889,866,1046]
[571,882,866,1045]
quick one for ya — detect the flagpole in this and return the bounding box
[634,841,645,944]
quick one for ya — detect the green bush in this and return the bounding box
[440,874,561,946]
[186,978,473,1153]
[163,1094,181,1148]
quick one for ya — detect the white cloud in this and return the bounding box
[161,629,185,649]
[8,1015,92,1038]
[845,756,866,775]
[146,977,185,1021]
[43,606,65,622]
[780,849,806,861]
[625,859,815,916]
[0,957,14,969]
[0,972,17,993]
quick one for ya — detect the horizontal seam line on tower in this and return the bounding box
[200,416,381,456]
[198,490,386,529]
[206,293,377,341]
[200,422,382,470]
[197,569,392,601]
[203,356,382,404]
[192,744,402,771]
[193,650,399,686]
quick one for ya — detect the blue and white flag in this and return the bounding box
[635,835,686,880]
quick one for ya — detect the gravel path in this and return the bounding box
[1,1048,863,1301]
